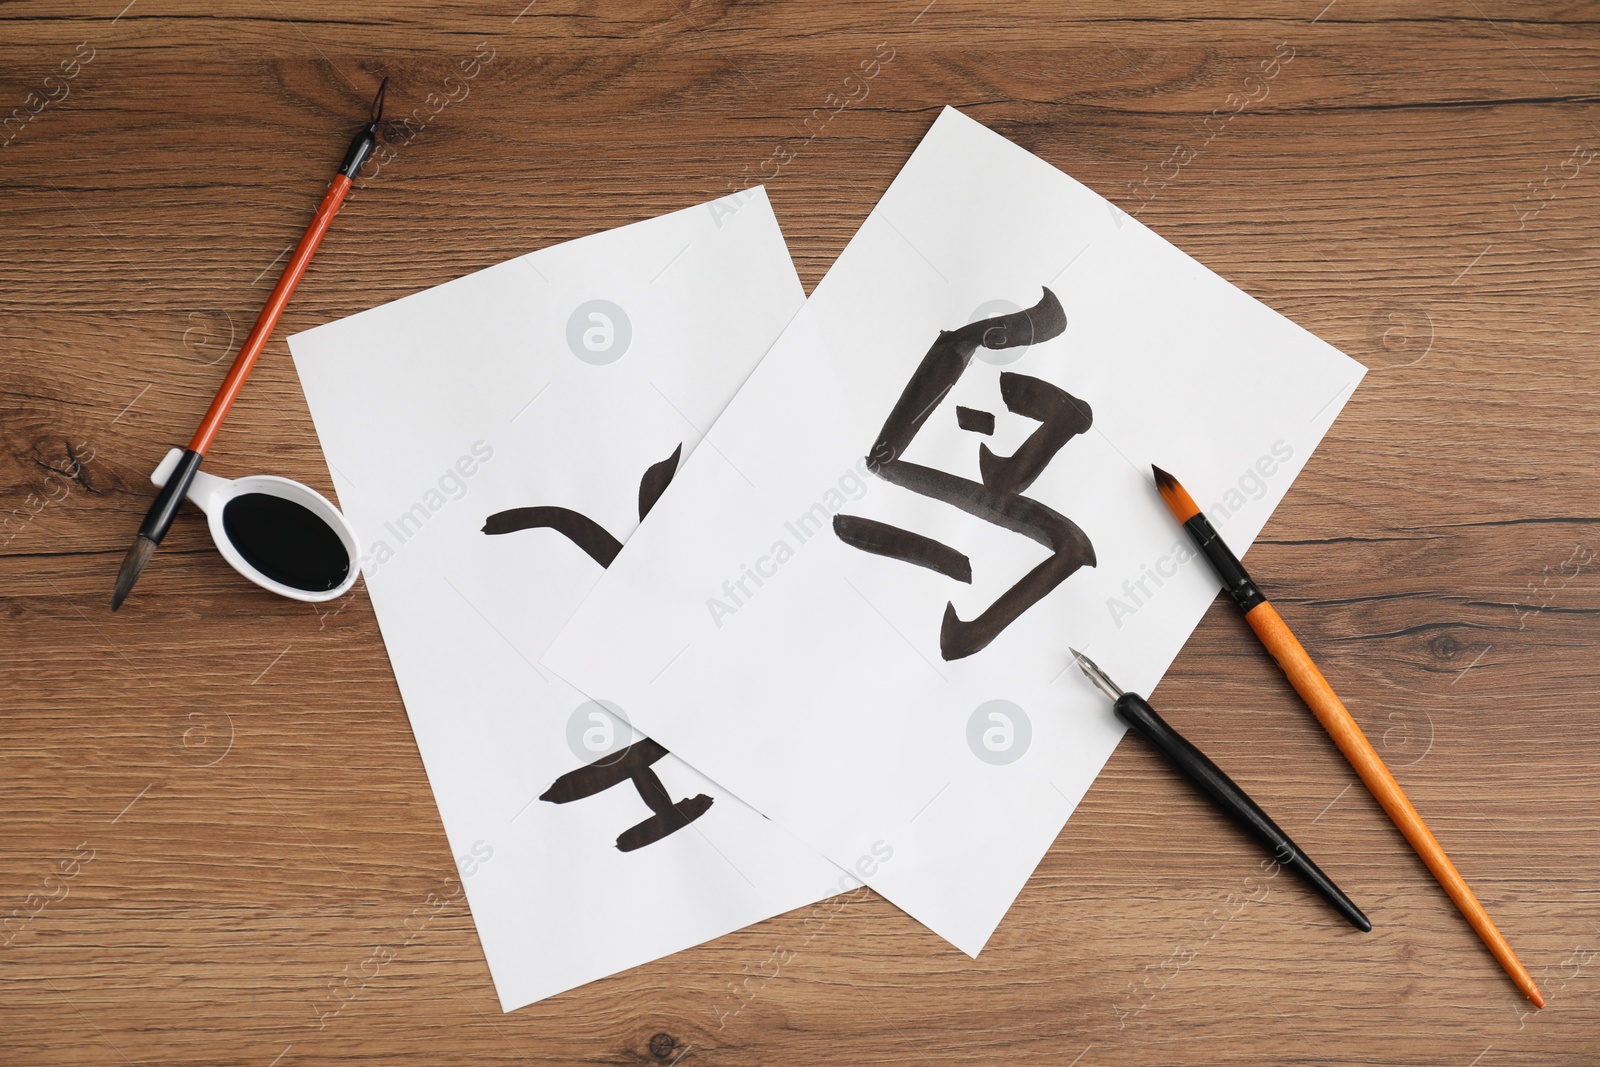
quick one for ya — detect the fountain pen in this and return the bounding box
[1071,648,1370,932]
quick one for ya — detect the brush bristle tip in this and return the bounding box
[111,535,158,611]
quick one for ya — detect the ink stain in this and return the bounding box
[222,492,350,591]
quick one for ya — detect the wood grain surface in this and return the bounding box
[3,2,1598,1064]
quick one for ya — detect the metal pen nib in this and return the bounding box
[1069,648,1123,701]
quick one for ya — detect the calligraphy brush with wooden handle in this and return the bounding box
[111,78,387,610]
[1151,464,1544,1008]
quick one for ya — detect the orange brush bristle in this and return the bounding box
[1151,465,1201,523]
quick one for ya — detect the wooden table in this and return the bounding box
[4,2,1596,1063]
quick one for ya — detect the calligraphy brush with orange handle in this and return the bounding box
[1151,464,1543,1008]
[111,78,388,610]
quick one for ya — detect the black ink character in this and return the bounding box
[833,288,1095,660]
[481,443,682,565]
[540,738,714,852]
[484,442,713,850]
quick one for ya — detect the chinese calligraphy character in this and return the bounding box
[833,287,1096,660]
[484,441,715,850]
[482,443,682,565]
[540,737,715,852]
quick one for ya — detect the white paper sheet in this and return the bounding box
[544,108,1367,956]
[288,191,846,1011]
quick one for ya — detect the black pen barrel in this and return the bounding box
[1114,692,1371,932]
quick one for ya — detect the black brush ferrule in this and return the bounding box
[338,124,378,179]
[136,449,203,544]
[1183,513,1265,612]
